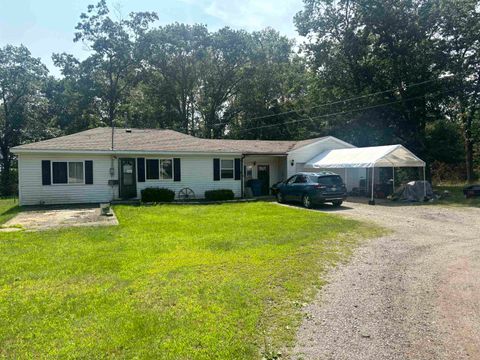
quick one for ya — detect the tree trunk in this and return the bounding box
[0,147,11,196]
[463,110,476,183]
[465,132,475,183]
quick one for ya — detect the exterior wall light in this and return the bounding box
[290,159,295,167]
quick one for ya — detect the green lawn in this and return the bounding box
[0,202,381,359]
[433,185,480,207]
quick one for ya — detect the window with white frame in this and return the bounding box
[221,159,234,179]
[160,159,173,179]
[146,158,173,180]
[52,161,84,184]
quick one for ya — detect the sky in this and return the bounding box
[0,0,304,76]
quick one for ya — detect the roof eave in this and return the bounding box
[12,149,244,156]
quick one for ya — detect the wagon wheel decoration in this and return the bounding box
[178,187,196,200]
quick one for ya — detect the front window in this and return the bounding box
[160,159,173,179]
[221,159,234,179]
[146,159,159,180]
[52,161,84,184]
[146,158,172,180]
[68,162,84,184]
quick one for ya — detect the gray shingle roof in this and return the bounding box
[12,127,327,155]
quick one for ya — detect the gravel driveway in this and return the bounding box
[292,201,480,360]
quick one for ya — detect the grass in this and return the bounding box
[0,202,382,359]
[0,198,20,226]
[433,185,480,207]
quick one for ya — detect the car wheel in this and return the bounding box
[276,192,284,203]
[332,200,343,207]
[302,194,312,208]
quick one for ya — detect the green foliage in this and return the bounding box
[294,0,480,180]
[295,0,440,151]
[54,0,158,131]
[136,23,209,133]
[204,189,235,201]
[0,202,381,358]
[141,187,175,202]
[431,161,467,184]
[433,185,480,207]
[435,0,480,181]
[0,44,49,195]
[227,29,309,140]
[426,121,465,164]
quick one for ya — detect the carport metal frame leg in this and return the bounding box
[369,166,375,205]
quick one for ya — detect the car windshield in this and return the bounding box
[316,175,343,186]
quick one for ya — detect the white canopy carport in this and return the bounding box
[304,144,426,204]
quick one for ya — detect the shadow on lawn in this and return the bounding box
[272,202,354,212]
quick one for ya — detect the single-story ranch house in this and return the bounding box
[11,127,424,205]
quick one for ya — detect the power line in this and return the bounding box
[226,74,455,126]
[233,85,459,134]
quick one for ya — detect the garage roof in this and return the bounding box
[304,144,425,169]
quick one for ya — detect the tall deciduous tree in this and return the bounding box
[295,0,440,153]
[0,45,48,195]
[436,0,480,181]
[197,28,253,138]
[227,29,309,140]
[55,0,157,136]
[139,23,209,134]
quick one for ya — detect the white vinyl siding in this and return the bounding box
[17,153,242,205]
[18,154,114,206]
[287,137,356,177]
[137,155,241,199]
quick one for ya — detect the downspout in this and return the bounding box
[110,155,116,202]
[241,154,246,198]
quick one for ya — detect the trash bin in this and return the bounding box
[247,179,262,196]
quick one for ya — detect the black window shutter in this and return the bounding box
[213,158,220,181]
[85,161,93,184]
[41,160,51,185]
[234,158,241,180]
[137,158,145,182]
[173,158,181,182]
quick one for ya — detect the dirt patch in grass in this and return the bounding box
[1,207,118,231]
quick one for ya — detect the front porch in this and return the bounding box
[243,155,287,197]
